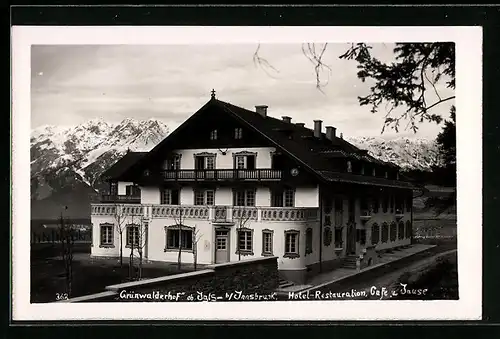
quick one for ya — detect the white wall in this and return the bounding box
[165,147,276,170]
[295,186,319,207]
[117,181,134,195]
[140,187,160,204]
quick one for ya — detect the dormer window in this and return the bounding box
[210,129,218,140]
[347,161,352,173]
[234,128,243,139]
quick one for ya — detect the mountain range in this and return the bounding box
[30,118,442,219]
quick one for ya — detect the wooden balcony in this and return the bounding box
[160,169,282,182]
[100,194,141,204]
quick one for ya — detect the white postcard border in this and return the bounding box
[12,25,482,321]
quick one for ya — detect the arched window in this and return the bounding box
[372,223,380,245]
[381,222,389,243]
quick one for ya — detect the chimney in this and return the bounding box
[295,123,305,128]
[255,105,268,117]
[314,120,322,138]
[282,116,292,123]
[325,126,337,140]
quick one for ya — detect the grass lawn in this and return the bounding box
[31,243,195,303]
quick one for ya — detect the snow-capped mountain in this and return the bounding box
[30,118,169,207]
[345,136,442,171]
[30,119,441,219]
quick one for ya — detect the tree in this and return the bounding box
[233,205,253,261]
[191,226,202,271]
[172,207,186,271]
[59,208,74,297]
[113,205,128,268]
[128,215,148,279]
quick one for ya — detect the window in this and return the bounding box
[237,228,253,255]
[390,222,397,242]
[360,197,369,215]
[262,229,273,255]
[361,165,365,175]
[233,189,255,206]
[405,220,412,239]
[161,189,179,205]
[210,129,218,140]
[165,226,193,251]
[395,195,404,214]
[194,190,215,205]
[235,156,245,169]
[406,195,413,212]
[110,182,118,196]
[398,221,405,240]
[233,152,256,170]
[284,230,299,258]
[334,198,343,227]
[385,171,388,179]
[100,223,114,247]
[323,227,333,246]
[381,222,389,243]
[347,161,352,173]
[271,188,295,207]
[396,172,400,180]
[234,128,243,139]
[372,168,376,176]
[382,195,389,213]
[126,225,140,248]
[305,228,313,255]
[372,196,379,213]
[206,156,215,170]
[164,155,181,170]
[372,223,380,245]
[334,228,343,248]
[125,185,141,196]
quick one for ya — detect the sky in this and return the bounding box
[31,43,454,140]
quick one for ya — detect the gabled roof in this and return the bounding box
[117,98,416,190]
[101,151,148,181]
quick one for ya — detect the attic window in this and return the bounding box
[210,129,218,140]
[347,161,352,173]
[234,128,243,140]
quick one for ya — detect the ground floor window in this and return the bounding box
[398,221,405,239]
[372,223,380,245]
[126,224,140,248]
[262,229,273,256]
[305,228,313,255]
[390,222,397,242]
[165,226,193,251]
[381,222,389,243]
[284,230,300,258]
[100,223,114,247]
[237,228,254,255]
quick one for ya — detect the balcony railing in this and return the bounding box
[91,204,319,223]
[160,169,282,181]
[100,194,141,204]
